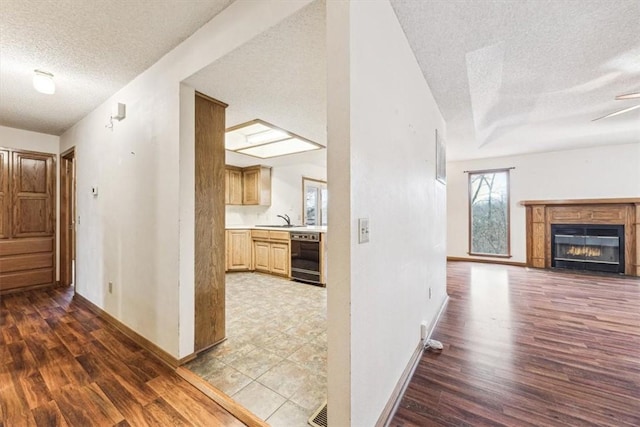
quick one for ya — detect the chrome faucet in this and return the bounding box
[277,214,291,225]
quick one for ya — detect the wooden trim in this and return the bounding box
[194,93,227,352]
[521,198,640,206]
[72,293,194,368]
[447,256,527,267]
[176,367,269,427]
[467,252,513,259]
[463,167,515,174]
[523,200,639,276]
[194,91,228,108]
[0,281,56,295]
[468,168,512,257]
[379,296,450,427]
[60,148,75,287]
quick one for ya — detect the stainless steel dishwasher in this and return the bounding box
[290,232,322,285]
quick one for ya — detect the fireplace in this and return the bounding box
[551,224,625,274]
[522,199,639,276]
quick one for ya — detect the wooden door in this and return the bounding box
[60,148,75,286]
[270,242,289,276]
[194,92,228,353]
[253,241,270,272]
[0,149,9,239]
[0,148,55,293]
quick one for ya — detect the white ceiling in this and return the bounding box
[390,0,640,161]
[2,0,638,163]
[184,0,327,168]
[0,0,233,135]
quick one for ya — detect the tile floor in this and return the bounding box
[186,272,327,426]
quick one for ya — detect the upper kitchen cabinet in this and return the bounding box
[225,166,243,205]
[242,165,271,206]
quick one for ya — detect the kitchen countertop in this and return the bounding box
[226,225,327,233]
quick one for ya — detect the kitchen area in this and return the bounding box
[180,2,329,423]
[186,153,329,425]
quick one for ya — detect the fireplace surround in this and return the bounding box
[522,198,640,276]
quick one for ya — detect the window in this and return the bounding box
[468,169,511,257]
[303,177,327,226]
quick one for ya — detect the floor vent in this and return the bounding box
[308,401,328,427]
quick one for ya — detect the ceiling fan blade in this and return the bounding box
[592,104,640,121]
[615,92,640,100]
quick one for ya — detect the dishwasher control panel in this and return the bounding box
[290,232,320,242]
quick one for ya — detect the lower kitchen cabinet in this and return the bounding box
[253,241,271,273]
[270,243,289,276]
[226,230,252,271]
[251,230,290,278]
[225,228,291,278]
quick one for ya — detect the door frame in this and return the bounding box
[60,147,76,287]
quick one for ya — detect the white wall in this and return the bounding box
[447,142,640,263]
[225,162,326,226]
[0,125,61,281]
[327,1,447,424]
[1,125,59,153]
[59,1,313,359]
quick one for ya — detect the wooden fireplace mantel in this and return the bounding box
[521,198,640,276]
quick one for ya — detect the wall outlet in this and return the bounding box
[358,218,370,243]
[108,282,113,293]
[420,321,429,340]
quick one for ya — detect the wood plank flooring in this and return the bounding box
[392,263,640,427]
[0,286,245,426]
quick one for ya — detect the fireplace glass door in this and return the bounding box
[551,225,624,274]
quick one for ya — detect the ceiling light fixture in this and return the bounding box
[615,92,640,100]
[592,90,640,121]
[33,70,55,94]
[225,119,324,159]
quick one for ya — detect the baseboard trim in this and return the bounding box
[0,281,57,296]
[376,295,450,427]
[72,293,195,368]
[447,256,526,267]
[176,367,268,427]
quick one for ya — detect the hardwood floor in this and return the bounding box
[392,262,640,427]
[0,286,244,426]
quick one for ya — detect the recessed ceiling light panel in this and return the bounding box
[237,137,322,158]
[226,119,324,159]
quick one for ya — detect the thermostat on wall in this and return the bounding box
[91,186,98,196]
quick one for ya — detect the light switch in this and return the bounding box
[91,186,99,196]
[358,218,370,244]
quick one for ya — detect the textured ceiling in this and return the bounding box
[185,0,327,168]
[3,0,638,163]
[0,0,233,135]
[391,0,640,161]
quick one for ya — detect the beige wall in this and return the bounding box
[447,142,640,262]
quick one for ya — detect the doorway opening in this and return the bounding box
[60,148,76,287]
